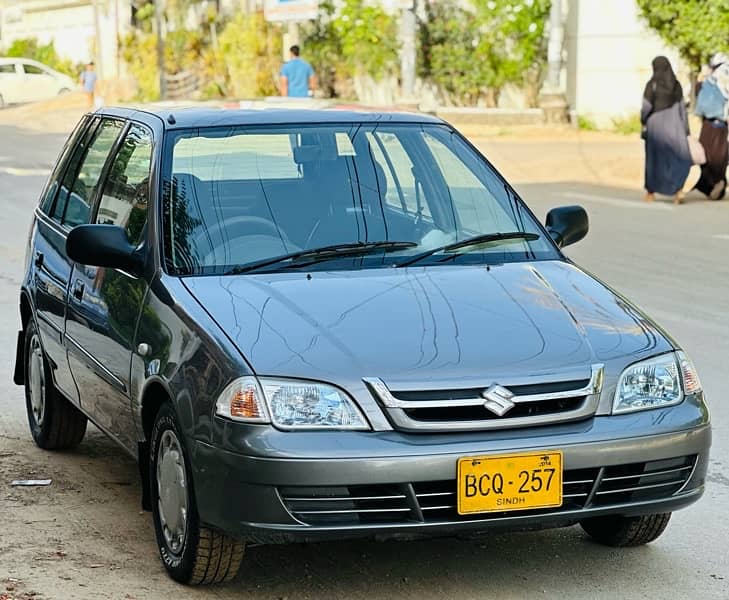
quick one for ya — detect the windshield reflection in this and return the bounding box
[162,123,557,275]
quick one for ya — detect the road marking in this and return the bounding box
[0,167,49,177]
[565,192,675,211]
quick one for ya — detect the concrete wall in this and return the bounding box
[0,0,132,79]
[565,0,689,127]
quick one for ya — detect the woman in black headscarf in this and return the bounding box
[641,56,692,203]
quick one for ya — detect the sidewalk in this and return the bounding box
[0,95,645,191]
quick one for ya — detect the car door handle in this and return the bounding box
[72,279,85,301]
[34,251,44,268]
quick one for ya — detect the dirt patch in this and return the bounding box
[0,93,88,134]
[1,577,43,600]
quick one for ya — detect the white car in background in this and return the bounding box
[0,57,75,107]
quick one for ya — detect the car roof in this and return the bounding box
[96,106,446,130]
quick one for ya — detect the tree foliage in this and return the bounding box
[636,0,729,68]
[5,38,78,77]
[419,0,551,106]
[121,10,281,101]
[216,12,281,98]
[303,0,399,92]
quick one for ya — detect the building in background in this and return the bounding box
[0,0,692,125]
[565,0,688,127]
[0,0,133,80]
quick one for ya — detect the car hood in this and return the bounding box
[182,261,673,387]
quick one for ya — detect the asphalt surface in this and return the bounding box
[0,125,727,599]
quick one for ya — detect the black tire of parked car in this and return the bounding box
[149,403,245,584]
[580,512,672,547]
[24,319,87,449]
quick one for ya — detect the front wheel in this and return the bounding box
[150,404,244,584]
[580,513,672,547]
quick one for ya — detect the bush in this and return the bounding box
[419,0,551,107]
[5,38,78,77]
[303,0,399,98]
[216,12,281,98]
[419,2,497,106]
[121,31,159,100]
[611,114,642,135]
[577,115,598,131]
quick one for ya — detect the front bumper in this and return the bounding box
[190,403,711,544]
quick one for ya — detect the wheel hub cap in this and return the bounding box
[28,335,45,426]
[156,430,188,554]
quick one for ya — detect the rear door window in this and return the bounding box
[52,118,123,228]
[22,63,46,75]
[96,124,153,246]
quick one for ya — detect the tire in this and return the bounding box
[150,404,244,584]
[24,319,87,450]
[580,513,672,547]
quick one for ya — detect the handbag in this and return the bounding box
[687,136,707,165]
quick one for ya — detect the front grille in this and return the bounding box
[403,396,585,422]
[278,484,413,526]
[412,467,598,523]
[364,364,604,432]
[592,455,696,505]
[279,455,697,527]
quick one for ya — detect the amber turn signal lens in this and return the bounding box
[230,385,263,419]
[215,377,269,422]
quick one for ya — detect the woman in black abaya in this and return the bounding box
[641,56,692,203]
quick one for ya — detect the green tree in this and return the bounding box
[419,0,550,106]
[333,0,400,80]
[636,0,729,68]
[5,38,77,77]
[216,12,281,98]
[303,0,399,97]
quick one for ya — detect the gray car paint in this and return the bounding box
[17,107,711,547]
[181,259,674,423]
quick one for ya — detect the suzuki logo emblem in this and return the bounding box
[481,385,516,416]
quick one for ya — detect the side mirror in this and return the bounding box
[66,224,144,275]
[545,205,588,248]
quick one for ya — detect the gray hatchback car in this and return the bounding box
[15,107,711,585]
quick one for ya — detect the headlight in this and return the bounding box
[613,352,702,414]
[216,376,369,430]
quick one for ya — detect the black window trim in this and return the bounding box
[48,116,101,223]
[53,117,127,231]
[88,119,132,224]
[91,119,154,249]
[39,115,91,217]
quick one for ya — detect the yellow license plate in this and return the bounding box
[457,451,563,514]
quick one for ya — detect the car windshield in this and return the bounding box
[162,122,558,275]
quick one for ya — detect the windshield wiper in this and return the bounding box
[226,241,418,275]
[395,231,540,268]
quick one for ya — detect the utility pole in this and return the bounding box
[538,0,568,123]
[545,0,564,92]
[398,0,417,107]
[92,0,104,80]
[155,0,166,100]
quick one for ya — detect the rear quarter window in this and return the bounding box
[39,116,90,215]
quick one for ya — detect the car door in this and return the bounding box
[20,62,58,102]
[65,122,153,451]
[30,116,99,404]
[0,62,22,104]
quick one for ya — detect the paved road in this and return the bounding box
[0,126,727,599]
